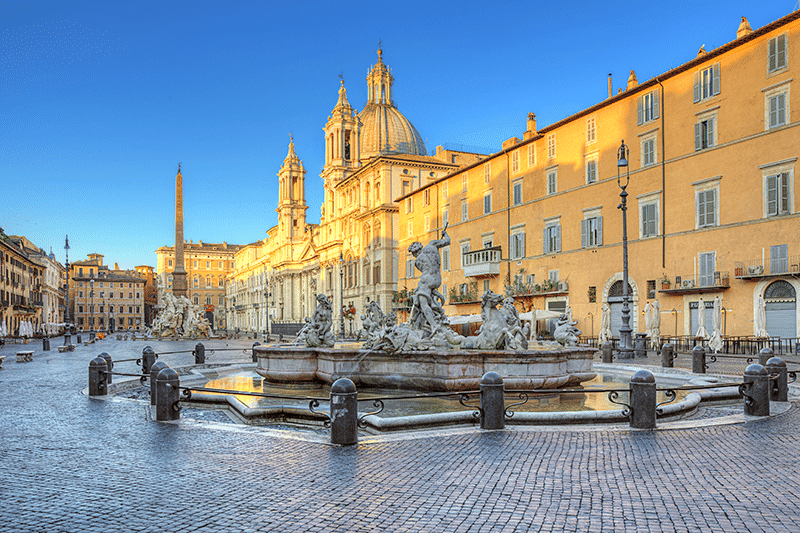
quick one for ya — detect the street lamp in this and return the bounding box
[90,273,95,341]
[616,140,633,359]
[63,235,71,346]
[339,252,345,340]
[587,311,594,339]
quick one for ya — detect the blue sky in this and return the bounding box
[1,0,793,269]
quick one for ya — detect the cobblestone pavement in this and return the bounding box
[1,338,799,532]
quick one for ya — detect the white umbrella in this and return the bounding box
[695,297,709,340]
[644,302,653,340]
[598,303,612,345]
[709,296,724,353]
[527,308,537,341]
[0,319,6,337]
[650,299,661,350]
[755,295,769,339]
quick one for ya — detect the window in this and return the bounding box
[462,174,468,193]
[512,180,523,206]
[442,247,450,271]
[547,168,557,195]
[768,93,787,129]
[543,222,561,254]
[527,144,535,167]
[510,230,526,260]
[764,81,790,131]
[405,197,413,214]
[693,63,720,103]
[405,256,414,278]
[547,134,556,159]
[219,295,224,306]
[461,199,468,221]
[442,208,449,226]
[694,115,716,150]
[483,279,491,292]
[206,261,210,269]
[698,252,716,287]
[697,187,718,228]
[193,260,198,268]
[637,90,660,124]
[460,242,471,268]
[640,200,659,239]
[581,215,603,248]
[585,156,598,184]
[402,180,410,196]
[218,261,222,269]
[763,161,793,217]
[407,220,413,237]
[511,151,519,173]
[484,163,491,183]
[79,291,83,298]
[78,305,84,313]
[424,214,430,232]
[442,181,448,200]
[641,133,657,166]
[586,116,596,144]
[768,34,788,74]
[423,188,430,206]
[549,270,559,284]
[647,280,656,299]
[771,244,789,274]
[483,192,492,214]
[168,259,173,267]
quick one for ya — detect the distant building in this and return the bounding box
[70,254,146,332]
[6,234,64,335]
[0,230,46,336]
[135,265,157,326]
[155,241,243,330]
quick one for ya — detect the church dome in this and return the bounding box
[358,104,426,158]
[357,46,426,159]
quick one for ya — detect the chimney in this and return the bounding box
[524,113,537,139]
[114,263,119,270]
[608,74,612,98]
[737,16,753,39]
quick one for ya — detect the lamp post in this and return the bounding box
[616,140,633,359]
[587,311,594,339]
[339,252,345,340]
[90,273,95,341]
[63,235,71,346]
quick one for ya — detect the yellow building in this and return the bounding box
[0,230,45,336]
[155,241,243,330]
[399,12,800,345]
[70,254,146,332]
[227,47,484,335]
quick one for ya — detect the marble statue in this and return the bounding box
[461,291,524,350]
[149,292,213,339]
[407,223,450,338]
[304,294,335,347]
[293,317,312,345]
[553,314,582,347]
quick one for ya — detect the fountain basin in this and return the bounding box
[255,344,597,391]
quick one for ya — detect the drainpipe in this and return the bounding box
[656,76,666,269]
[506,151,512,288]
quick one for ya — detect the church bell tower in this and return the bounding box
[276,137,308,241]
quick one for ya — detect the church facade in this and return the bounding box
[226,48,483,334]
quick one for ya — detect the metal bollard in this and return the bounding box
[629,370,657,429]
[141,346,156,375]
[252,342,261,363]
[759,347,774,367]
[692,345,706,374]
[77,334,82,344]
[330,378,358,445]
[634,333,648,358]
[155,367,181,421]
[480,372,505,430]
[43,337,50,351]
[766,357,788,402]
[661,342,674,368]
[742,364,770,416]
[194,342,205,364]
[601,342,613,363]
[149,361,170,406]
[99,352,113,384]
[88,357,108,396]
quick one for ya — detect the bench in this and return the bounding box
[0,355,5,368]
[16,351,33,363]
[57,345,75,353]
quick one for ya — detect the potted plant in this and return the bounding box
[660,275,670,290]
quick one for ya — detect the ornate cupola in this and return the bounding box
[276,136,308,241]
[323,77,362,172]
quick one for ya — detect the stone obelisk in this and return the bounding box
[172,164,188,297]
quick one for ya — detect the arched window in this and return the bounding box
[206,295,212,305]
[193,295,199,305]
[205,276,211,288]
[765,280,797,338]
[193,276,199,288]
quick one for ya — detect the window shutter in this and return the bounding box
[712,63,721,95]
[597,216,603,245]
[556,224,562,253]
[708,190,716,225]
[543,227,549,254]
[769,38,777,72]
[767,174,777,215]
[698,191,706,226]
[581,219,587,248]
[707,117,714,147]
[693,71,700,103]
[778,94,786,125]
[652,90,660,119]
[694,123,701,151]
[780,173,789,213]
[769,95,778,128]
[778,34,787,69]
[637,96,643,125]
[520,233,525,258]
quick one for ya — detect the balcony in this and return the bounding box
[463,247,501,278]
[734,256,800,280]
[660,271,730,294]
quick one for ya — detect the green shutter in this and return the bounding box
[781,173,789,213]
[767,175,777,215]
[637,96,643,125]
[581,219,587,248]
[707,118,714,147]
[694,123,701,151]
[597,216,603,245]
[652,90,660,119]
[693,71,700,103]
[712,63,721,96]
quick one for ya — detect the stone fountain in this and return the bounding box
[255,226,596,391]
